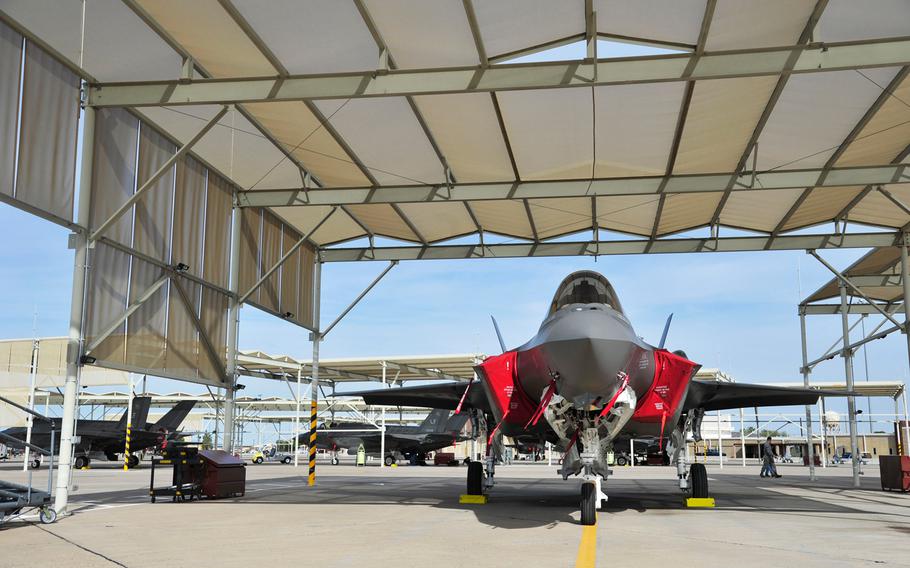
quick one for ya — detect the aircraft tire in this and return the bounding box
[580,482,597,526]
[690,463,708,498]
[127,454,140,468]
[74,456,89,469]
[466,461,484,495]
[384,455,395,467]
[616,455,628,466]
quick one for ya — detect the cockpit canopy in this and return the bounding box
[548,271,624,315]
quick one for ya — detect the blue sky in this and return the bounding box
[1,38,906,439]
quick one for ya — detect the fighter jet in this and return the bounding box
[348,270,843,525]
[1,396,196,469]
[299,409,470,466]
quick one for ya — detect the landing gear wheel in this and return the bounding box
[616,455,628,466]
[384,455,395,467]
[580,482,597,526]
[38,507,57,524]
[689,463,709,499]
[282,456,291,464]
[127,454,139,468]
[466,461,484,495]
[74,456,89,469]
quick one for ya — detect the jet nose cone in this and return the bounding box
[538,337,632,407]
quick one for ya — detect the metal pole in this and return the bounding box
[900,235,910,456]
[903,388,910,457]
[223,192,243,453]
[294,365,301,467]
[124,374,134,471]
[380,361,387,468]
[630,438,634,468]
[740,407,746,467]
[23,339,38,472]
[799,311,816,480]
[54,101,94,515]
[717,410,723,469]
[838,282,861,488]
[820,398,828,467]
[308,260,322,486]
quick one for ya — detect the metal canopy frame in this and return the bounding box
[86,37,910,107]
[799,242,910,486]
[4,1,910,515]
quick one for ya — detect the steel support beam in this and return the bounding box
[900,234,910,455]
[55,102,94,515]
[308,261,322,486]
[236,164,910,207]
[320,232,897,262]
[799,312,817,481]
[838,282,862,488]
[223,195,243,453]
[802,303,902,315]
[87,37,910,107]
[88,106,228,243]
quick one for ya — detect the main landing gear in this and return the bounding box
[74,455,90,469]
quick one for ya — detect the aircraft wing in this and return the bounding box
[342,381,489,412]
[683,380,852,412]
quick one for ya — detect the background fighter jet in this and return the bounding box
[299,409,470,466]
[347,270,843,525]
[1,396,196,469]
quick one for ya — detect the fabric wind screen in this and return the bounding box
[91,108,139,246]
[297,243,316,329]
[172,155,207,279]
[124,255,168,370]
[0,22,21,198]
[203,173,233,290]
[85,242,132,367]
[279,224,300,322]
[15,40,79,222]
[259,211,283,313]
[239,207,262,304]
[239,207,317,330]
[134,125,176,262]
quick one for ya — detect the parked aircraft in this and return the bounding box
[348,270,842,524]
[1,397,195,469]
[299,408,470,466]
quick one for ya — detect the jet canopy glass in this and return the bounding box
[548,271,624,315]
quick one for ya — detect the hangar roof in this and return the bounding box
[3,1,910,260]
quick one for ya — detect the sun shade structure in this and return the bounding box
[2,0,910,513]
[238,351,482,383]
[2,1,910,263]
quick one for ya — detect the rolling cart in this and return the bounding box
[0,394,57,525]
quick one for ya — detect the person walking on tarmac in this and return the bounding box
[760,436,782,478]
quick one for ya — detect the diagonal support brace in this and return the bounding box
[321,260,398,337]
[238,207,337,305]
[808,249,905,330]
[84,274,170,354]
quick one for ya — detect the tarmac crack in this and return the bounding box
[33,524,129,567]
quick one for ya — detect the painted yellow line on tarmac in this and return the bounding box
[575,524,597,568]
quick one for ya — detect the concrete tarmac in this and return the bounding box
[1,459,908,567]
